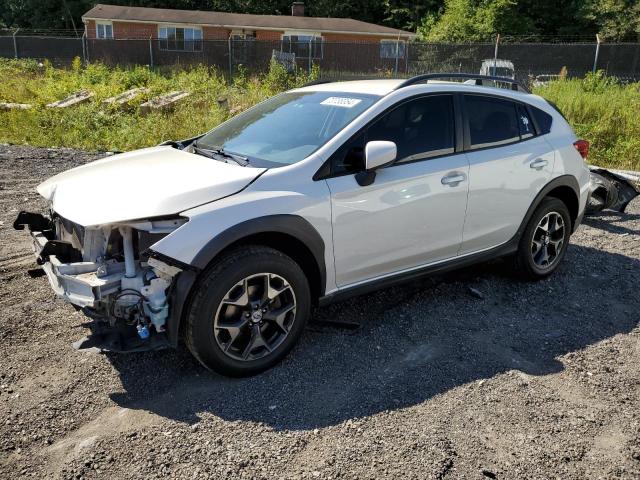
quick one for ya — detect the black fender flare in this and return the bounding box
[161,215,326,347]
[190,214,326,277]
[515,174,581,239]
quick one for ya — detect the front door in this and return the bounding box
[325,94,470,287]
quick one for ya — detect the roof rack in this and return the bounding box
[394,73,529,93]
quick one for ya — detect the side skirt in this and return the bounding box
[318,238,519,307]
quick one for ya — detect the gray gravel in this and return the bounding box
[1,144,639,479]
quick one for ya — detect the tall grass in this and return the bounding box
[0,59,638,171]
[0,58,317,151]
[533,72,640,171]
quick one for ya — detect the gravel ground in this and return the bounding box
[1,144,639,480]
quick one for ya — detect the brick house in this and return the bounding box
[81,3,415,72]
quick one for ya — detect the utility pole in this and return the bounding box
[493,34,500,76]
[593,34,601,73]
[394,31,400,75]
[61,0,78,36]
[149,36,154,68]
[13,29,19,59]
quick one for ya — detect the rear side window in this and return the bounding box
[516,104,534,140]
[465,95,520,149]
[531,106,553,135]
[366,95,455,163]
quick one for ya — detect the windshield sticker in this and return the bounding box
[320,97,362,108]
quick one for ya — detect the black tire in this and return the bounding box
[185,245,311,377]
[514,197,571,280]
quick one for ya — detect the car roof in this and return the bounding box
[294,78,533,100]
[294,79,404,96]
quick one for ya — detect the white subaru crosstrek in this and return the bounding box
[15,74,591,376]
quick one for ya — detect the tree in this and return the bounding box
[382,0,444,32]
[583,0,640,41]
[418,0,535,41]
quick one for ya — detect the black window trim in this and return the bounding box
[314,92,463,181]
[314,91,551,181]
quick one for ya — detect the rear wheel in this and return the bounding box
[514,197,571,280]
[185,245,310,376]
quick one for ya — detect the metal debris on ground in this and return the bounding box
[46,90,94,108]
[586,166,640,215]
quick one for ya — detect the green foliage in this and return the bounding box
[582,0,640,41]
[418,0,640,41]
[0,58,315,151]
[1,59,637,172]
[1,0,640,42]
[418,0,535,41]
[534,72,640,171]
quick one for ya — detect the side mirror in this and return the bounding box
[356,141,397,186]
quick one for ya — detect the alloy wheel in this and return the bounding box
[531,211,565,269]
[214,273,297,361]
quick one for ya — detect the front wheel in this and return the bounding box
[185,245,311,376]
[514,197,572,280]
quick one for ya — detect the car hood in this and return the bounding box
[37,146,266,226]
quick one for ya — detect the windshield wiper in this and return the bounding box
[192,144,249,166]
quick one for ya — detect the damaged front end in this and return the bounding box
[14,210,188,352]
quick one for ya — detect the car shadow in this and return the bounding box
[107,243,639,430]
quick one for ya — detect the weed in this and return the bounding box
[0,59,636,171]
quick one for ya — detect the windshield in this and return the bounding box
[196,91,379,167]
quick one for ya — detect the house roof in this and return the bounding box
[82,4,415,37]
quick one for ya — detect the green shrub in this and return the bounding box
[0,59,315,151]
[534,71,640,171]
[1,58,636,172]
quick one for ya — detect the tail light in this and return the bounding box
[573,139,589,160]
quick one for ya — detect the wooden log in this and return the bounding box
[139,91,190,115]
[102,87,149,106]
[0,102,32,111]
[46,90,93,108]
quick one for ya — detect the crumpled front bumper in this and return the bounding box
[31,231,122,307]
[15,212,121,308]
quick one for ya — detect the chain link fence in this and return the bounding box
[1,31,639,84]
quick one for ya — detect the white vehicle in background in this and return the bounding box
[14,73,591,376]
[480,59,515,79]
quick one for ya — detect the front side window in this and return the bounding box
[465,95,520,149]
[159,26,202,51]
[197,91,378,167]
[330,95,455,175]
[380,40,405,59]
[367,95,455,163]
[96,23,113,39]
[282,34,323,59]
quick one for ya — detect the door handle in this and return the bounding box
[530,158,548,170]
[441,173,466,186]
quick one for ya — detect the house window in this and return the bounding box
[159,26,203,52]
[96,22,113,39]
[230,31,256,63]
[281,33,323,59]
[380,40,405,59]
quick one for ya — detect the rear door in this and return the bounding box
[459,94,555,254]
[325,94,470,287]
